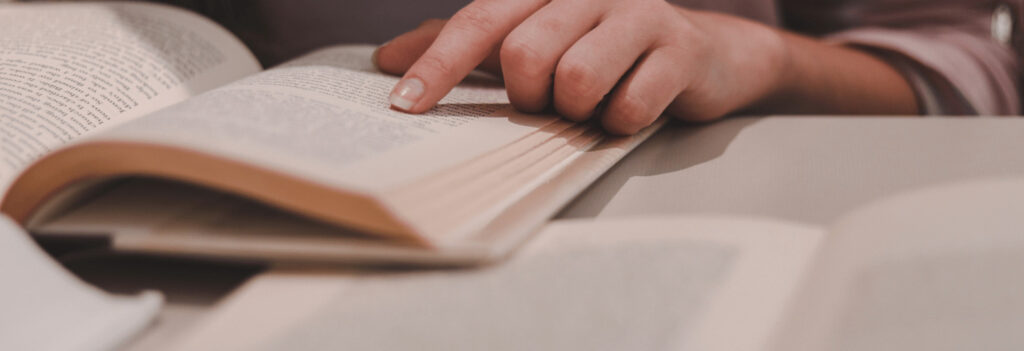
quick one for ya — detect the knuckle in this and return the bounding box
[499,38,546,77]
[618,0,670,27]
[450,5,499,33]
[633,0,665,15]
[660,46,690,62]
[555,59,601,101]
[536,16,565,33]
[674,27,712,58]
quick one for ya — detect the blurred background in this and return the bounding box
[146,0,473,66]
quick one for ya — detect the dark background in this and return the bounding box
[151,0,472,66]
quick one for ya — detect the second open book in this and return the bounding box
[0,3,660,265]
[173,177,1024,350]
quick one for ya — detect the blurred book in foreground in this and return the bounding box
[176,178,1024,351]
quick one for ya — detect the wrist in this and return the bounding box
[726,18,791,113]
[760,29,806,112]
[682,9,791,117]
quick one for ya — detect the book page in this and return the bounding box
[172,216,822,351]
[0,215,163,351]
[0,2,260,195]
[773,177,1024,350]
[94,46,557,192]
[32,178,480,265]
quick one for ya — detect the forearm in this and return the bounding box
[670,8,920,121]
[757,30,920,115]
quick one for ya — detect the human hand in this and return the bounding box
[374,0,791,135]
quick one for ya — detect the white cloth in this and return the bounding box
[0,216,163,351]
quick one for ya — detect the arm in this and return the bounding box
[667,9,919,118]
[750,22,920,116]
[374,0,919,135]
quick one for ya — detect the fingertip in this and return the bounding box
[389,77,430,113]
[600,101,650,135]
[556,105,596,123]
[371,41,389,71]
[390,101,435,114]
[508,95,549,114]
[600,119,642,136]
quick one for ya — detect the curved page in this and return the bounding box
[774,177,1024,350]
[0,2,260,195]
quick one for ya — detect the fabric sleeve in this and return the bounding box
[802,1,1022,115]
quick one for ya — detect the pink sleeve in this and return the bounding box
[813,1,1021,115]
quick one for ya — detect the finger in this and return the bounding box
[600,47,688,135]
[375,19,504,77]
[374,19,446,75]
[500,0,606,112]
[552,10,659,121]
[390,0,548,113]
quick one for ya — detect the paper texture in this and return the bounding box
[173,216,821,351]
[96,46,557,192]
[0,2,260,196]
[774,177,1024,350]
[0,215,163,351]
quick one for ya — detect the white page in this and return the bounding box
[94,46,557,192]
[0,2,260,196]
[0,215,163,351]
[773,177,1024,350]
[173,216,822,351]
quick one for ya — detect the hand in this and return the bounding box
[374,0,791,135]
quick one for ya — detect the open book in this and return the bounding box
[0,2,660,265]
[171,177,1024,350]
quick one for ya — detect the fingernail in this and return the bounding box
[390,77,424,111]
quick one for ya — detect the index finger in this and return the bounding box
[389,0,547,113]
